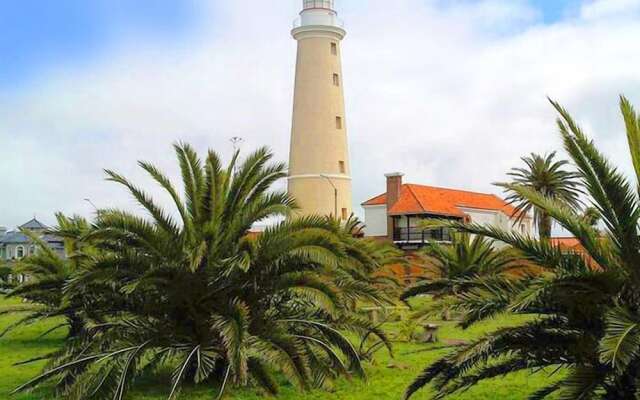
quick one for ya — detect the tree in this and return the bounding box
[401,233,522,321]
[0,261,12,294]
[582,206,601,229]
[404,96,640,400]
[1,214,93,338]
[335,215,404,306]
[498,151,583,238]
[14,144,392,399]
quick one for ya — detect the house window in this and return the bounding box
[341,208,348,220]
[29,245,36,255]
[442,228,452,242]
[335,116,342,129]
[331,42,337,55]
[333,73,340,86]
[16,246,24,259]
[339,161,346,174]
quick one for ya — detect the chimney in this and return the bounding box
[385,172,403,239]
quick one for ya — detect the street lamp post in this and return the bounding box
[320,174,338,219]
[84,198,98,212]
[230,137,243,175]
[230,136,243,153]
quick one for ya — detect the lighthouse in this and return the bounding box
[288,0,352,219]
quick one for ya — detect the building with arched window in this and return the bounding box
[15,246,25,259]
[0,218,65,262]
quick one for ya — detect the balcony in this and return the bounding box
[293,14,344,29]
[393,227,452,247]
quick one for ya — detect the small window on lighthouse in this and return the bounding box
[339,161,345,173]
[331,42,337,55]
[341,208,348,220]
[333,73,340,86]
[335,116,343,129]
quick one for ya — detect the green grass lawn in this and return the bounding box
[0,298,559,399]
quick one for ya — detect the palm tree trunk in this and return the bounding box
[538,213,552,239]
[605,370,638,400]
[442,308,451,321]
[67,314,84,338]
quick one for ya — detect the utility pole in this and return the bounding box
[230,137,243,175]
[230,136,243,153]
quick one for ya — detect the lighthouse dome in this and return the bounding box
[303,0,335,11]
[295,0,343,31]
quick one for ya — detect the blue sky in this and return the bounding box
[531,0,581,21]
[0,0,580,90]
[0,0,200,89]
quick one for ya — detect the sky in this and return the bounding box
[1,0,640,229]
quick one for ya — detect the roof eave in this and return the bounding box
[387,210,465,218]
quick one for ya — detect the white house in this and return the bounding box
[362,173,532,249]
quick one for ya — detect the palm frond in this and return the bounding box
[600,306,640,372]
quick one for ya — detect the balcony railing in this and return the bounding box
[293,15,344,29]
[393,227,452,244]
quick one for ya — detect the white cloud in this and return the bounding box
[438,0,540,33]
[580,0,640,20]
[1,0,639,229]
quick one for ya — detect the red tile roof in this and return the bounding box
[363,193,386,206]
[550,237,601,270]
[362,184,519,218]
[550,237,583,249]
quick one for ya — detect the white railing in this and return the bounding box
[293,15,344,29]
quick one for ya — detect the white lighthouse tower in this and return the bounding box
[288,0,352,219]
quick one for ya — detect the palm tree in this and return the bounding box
[0,262,12,294]
[498,151,583,238]
[401,233,522,321]
[404,96,640,400]
[333,215,404,305]
[582,206,601,229]
[1,214,92,338]
[15,144,391,399]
